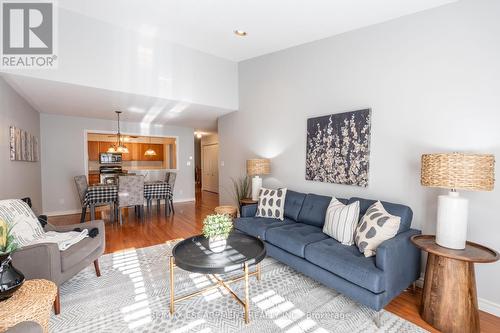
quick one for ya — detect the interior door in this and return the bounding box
[202,144,219,193]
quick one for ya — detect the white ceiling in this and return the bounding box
[58,0,457,61]
[2,74,230,132]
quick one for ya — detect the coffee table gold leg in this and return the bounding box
[256,263,261,281]
[169,256,175,315]
[244,262,250,324]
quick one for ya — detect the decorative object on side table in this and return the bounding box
[247,159,271,200]
[306,109,371,187]
[411,235,499,333]
[0,219,24,300]
[202,214,233,253]
[421,153,495,249]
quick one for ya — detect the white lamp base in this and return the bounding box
[436,191,469,250]
[251,176,262,201]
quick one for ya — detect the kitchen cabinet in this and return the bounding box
[128,143,141,161]
[99,141,112,154]
[88,173,100,185]
[88,141,100,161]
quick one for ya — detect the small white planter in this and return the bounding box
[208,236,227,253]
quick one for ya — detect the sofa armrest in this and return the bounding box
[241,204,257,217]
[11,243,61,284]
[376,228,421,299]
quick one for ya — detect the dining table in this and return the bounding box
[83,181,172,221]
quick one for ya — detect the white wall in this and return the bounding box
[41,113,195,215]
[219,0,500,313]
[0,77,42,213]
[1,7,238,111]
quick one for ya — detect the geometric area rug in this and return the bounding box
[50,241,428,333]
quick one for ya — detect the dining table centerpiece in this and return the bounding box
[202,214,233,253]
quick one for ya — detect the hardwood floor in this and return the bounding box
[48,189,499,332]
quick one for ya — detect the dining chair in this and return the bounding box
[74,175,114,223]
[167,172,176,214]
[117,175,145,225]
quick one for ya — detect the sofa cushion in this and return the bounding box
[234,217,294,240]
[297,194,331,227]
[348,197,413,234]
[266,223,329,257]
[284,190,306,221]
[61,236,101,272]
[304,238,386,294]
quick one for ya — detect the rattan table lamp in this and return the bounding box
[421,153,495,249]
[247,159,271,201]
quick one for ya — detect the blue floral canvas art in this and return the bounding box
[306,109,371,187]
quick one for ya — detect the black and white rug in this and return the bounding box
[50,241,427,332]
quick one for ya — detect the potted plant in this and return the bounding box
[202,214,233,253]
[0,219,24,300]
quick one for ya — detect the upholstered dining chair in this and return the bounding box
[74,175,113,223]
[166,172,176,214]
[117,175,145,225]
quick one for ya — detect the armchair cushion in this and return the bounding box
[61,236,101,272]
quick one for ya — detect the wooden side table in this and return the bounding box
[239,198,258,215]
[411,235,499,333]
[0,279,58,333]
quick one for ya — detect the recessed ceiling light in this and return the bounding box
[234,30,247,37]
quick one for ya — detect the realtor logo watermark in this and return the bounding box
[1,0,57,68]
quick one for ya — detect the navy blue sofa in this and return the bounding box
[234,190,421,311]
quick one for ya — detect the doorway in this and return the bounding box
[200,134,219,193]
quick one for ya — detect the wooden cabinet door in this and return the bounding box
[129,143,140,161]
[88,141,99,161]
[99,141,111,153]
[88,173,100,185]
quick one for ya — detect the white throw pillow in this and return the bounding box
[0,199,44,247]
[322,198,360,245]
[355,201,400,257]
[255,188,287,220]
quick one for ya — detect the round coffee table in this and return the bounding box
[411,235,499,333]
[169,232,266,324]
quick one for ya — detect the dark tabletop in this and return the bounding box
[172,232,266,274]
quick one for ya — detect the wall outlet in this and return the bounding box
[187,161,191,166]
[221,161,225,167]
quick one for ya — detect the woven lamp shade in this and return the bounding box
[421,153,495,191]
[247,159,271,176]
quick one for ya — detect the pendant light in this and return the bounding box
[108,111,129,154]
[144,136,157,156]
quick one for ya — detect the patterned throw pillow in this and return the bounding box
[322,198,360,245]
[255,188,287,220]
[355,201,401,257]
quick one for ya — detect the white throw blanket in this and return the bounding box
[0,199,88,251]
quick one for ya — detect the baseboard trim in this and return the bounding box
[44,198,196,216]
[45,209,82,216]
[416,275,500,316]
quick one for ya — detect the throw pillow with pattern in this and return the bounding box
[355,201,400,257]
[322,198,360,245]
[256,188,287,220]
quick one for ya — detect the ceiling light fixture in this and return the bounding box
[234,30,247,37]
[108,111,129,154]
[144,136,157,156]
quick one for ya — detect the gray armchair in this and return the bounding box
[6,321,43,333]
[11,219,105,315]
